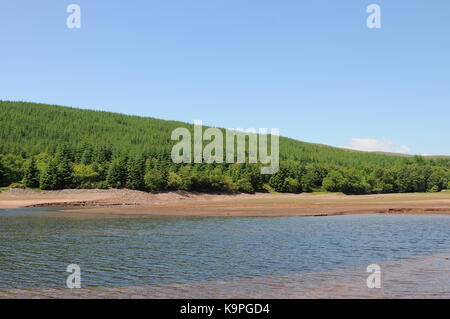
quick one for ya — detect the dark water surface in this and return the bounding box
[1,208,450,295]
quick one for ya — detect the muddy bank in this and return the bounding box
[1,189,450,217]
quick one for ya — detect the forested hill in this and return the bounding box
[0,101,422,165]
[0,101,186,157]
[1,100,449,194]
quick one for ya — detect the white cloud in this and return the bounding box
[346,138,412,154]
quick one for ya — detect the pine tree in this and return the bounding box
[56,144,74,163]
[127,157,145,190]
[23,157,40,188]
[81,147,93,165]
[40,159,59,190]
[0,159,6,187]
[57,157,74,189]
[94,146,112,163]
[106,157,128,188]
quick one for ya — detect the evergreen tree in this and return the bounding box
[57,157,74,189]
[56,144,74,163]
[81,147,94,165]
[127,157,145,190]
[0,159,6,187]
[107,157,127,187]
[92,162,109,181]
[23,157,40,188]
[40,159,59,190]
[94,146,112,163]
[0,154,24,184]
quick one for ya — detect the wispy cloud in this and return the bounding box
[346,138,411,154]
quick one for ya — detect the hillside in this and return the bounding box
[0,100,449,194]
[0,101,426,165]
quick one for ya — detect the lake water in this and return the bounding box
[1,208,450,298]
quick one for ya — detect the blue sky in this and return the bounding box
[1,1,449,155]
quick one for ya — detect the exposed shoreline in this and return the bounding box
[1,188,450,217]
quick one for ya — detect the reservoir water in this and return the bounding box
[1,208,450,298]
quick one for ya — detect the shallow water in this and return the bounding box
[1,208,450,298]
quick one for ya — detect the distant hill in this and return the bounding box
[372,152,450,159]
[372,151,413,157]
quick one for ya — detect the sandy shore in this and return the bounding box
[1,188,450,217]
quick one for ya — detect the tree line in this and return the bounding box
[1,145,449,194]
